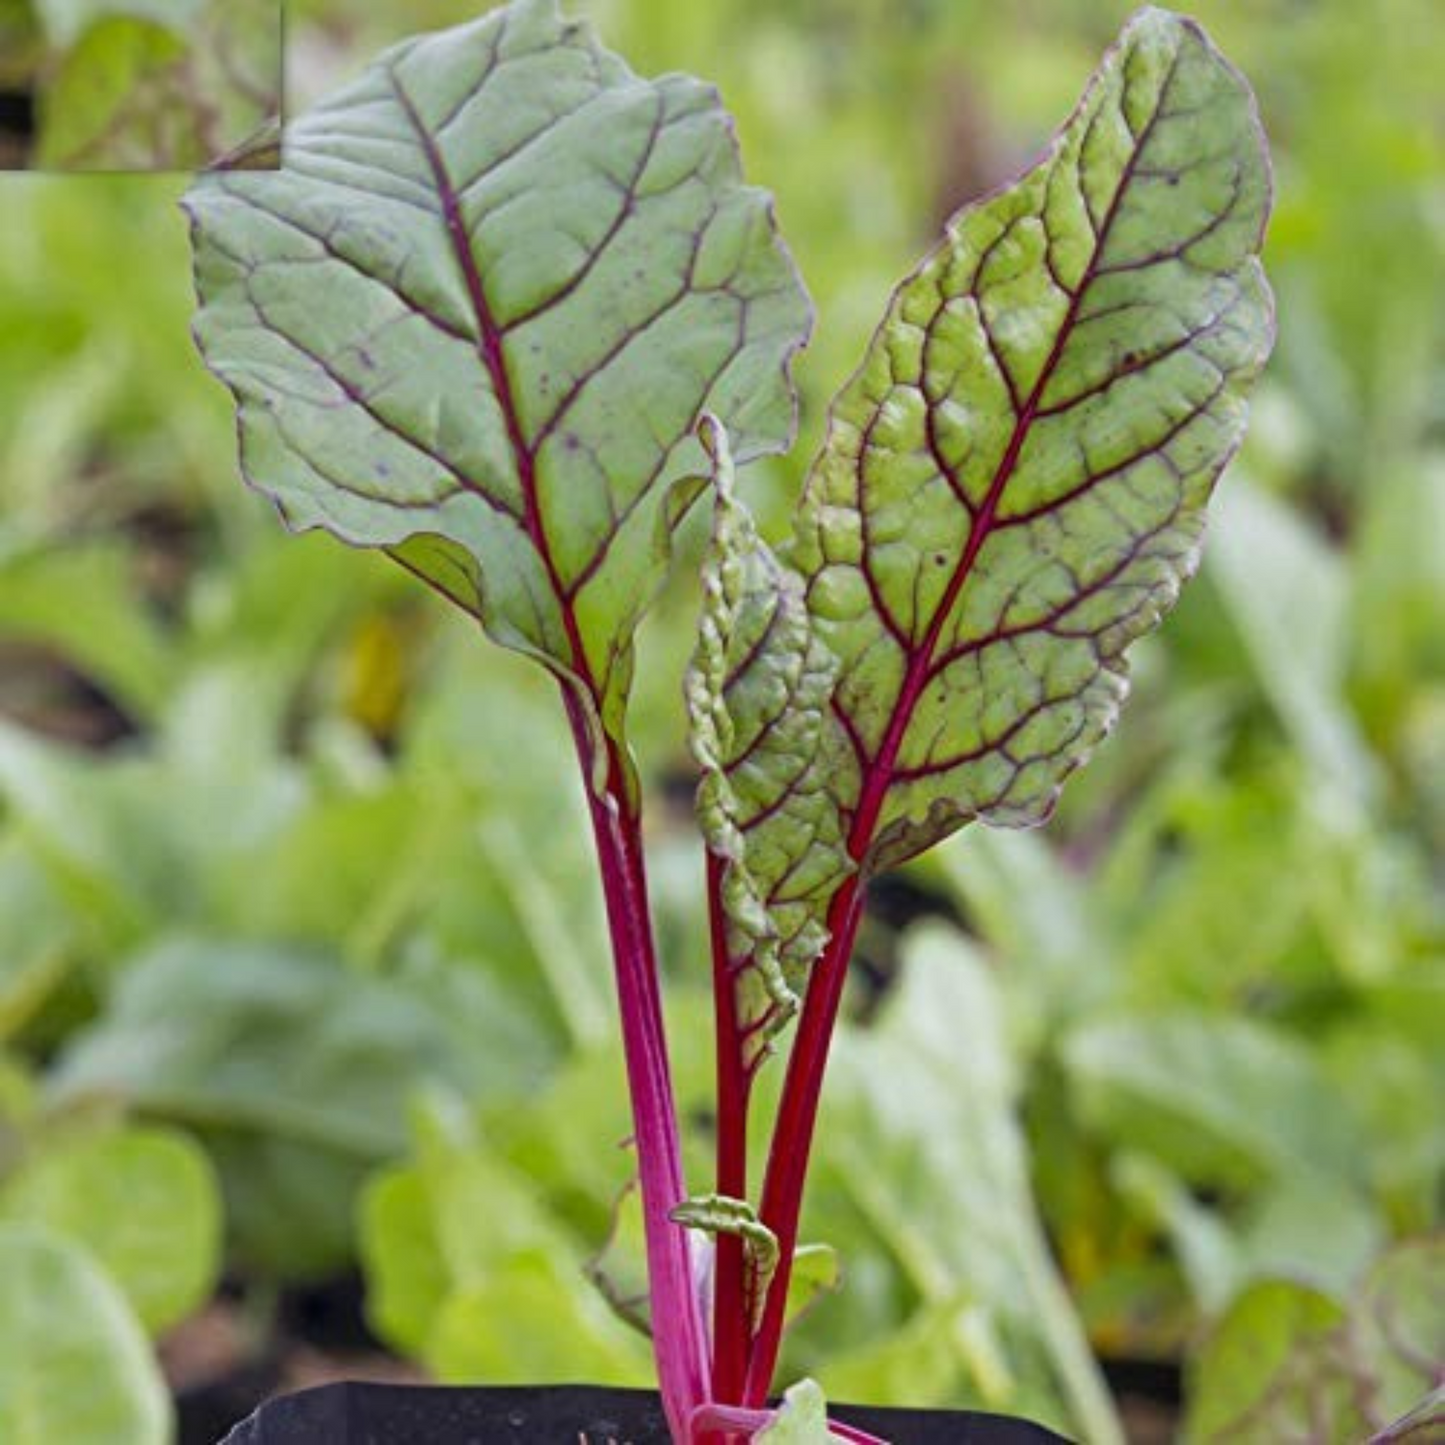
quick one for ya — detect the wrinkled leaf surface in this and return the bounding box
[687,416,849,1058]
[185,0,809,778]
[793,6,1273,869]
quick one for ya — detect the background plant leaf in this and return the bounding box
[0,1124,221,1335]
[33,0,280,171]
[49,935,479,1276]
[1206,480,1377,803]
[1184,1240,1445,1444]
[1184,1278,1362,1444]
[791,5,1273,871]
[811,925,1121,1442]
[358,1091,650,1382]
[0,1222,169,1445]
[1373,1388,1445,1444]
[184,0,810,781]
[1063,1009,1365,1185]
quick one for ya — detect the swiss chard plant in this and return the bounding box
[183,1,1274,1438]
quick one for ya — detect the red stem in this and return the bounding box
[707,851,751,1406]
[564,697,710,1439]
[742,876,866,1406]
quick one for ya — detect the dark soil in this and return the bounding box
[220,1382,1072,1444]
[166,1276,1182,1444]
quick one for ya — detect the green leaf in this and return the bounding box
[33,0,202,49]
[0,1222,169,1445]
[0,1125,221,1336]
[1116,1154,1383,1315]
[791,6,1273,871]
[358,1092,650,1381]
[756,1378,845,1443]
[360,1167,452,1357]
[35,0,279,170]
[1185,1239,1445,1444]
[428,1254,649,1384]
[1347,1239,1445,1426]
[50,936,477,1276]
[0,541,174,723]
[51,935,469,1158]
[818,925,1119,1441]
[1185,1279,1360,1445]
[1206,482,1378,802]
[1064,1010,1365,1186]
[785,1242,841,1329]
[184,0,809,786]
[36,18,189,170]
[0,843,74,1043]
[0,0,42,89]
[687,416,851,1058]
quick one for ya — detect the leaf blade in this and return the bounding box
[0,1223,170,1445]
[184,0,810,771]
[0,1126,222,1336]
[794,6,1273,870]
[687,418,852,1058]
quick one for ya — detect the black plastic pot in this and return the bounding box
[220,1382,1072,1443]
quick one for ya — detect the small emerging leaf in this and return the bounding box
[185,0,810,787]
[793,6,1274,870]
[687,416,851,1060]
[669,1190,779,1334]
[756,1378,849,1443]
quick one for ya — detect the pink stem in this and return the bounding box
[564,697,710,1438]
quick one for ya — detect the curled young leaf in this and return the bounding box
[185,0,810,785]
[793,6,1274,871]
[669,1190,779,1335]
[687,416,852,1061]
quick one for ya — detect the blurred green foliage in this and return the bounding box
[2,0,280,171]
[0,0,1440,1440]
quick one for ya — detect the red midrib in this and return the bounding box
[845,117,1158,864]
[389,71,601,711]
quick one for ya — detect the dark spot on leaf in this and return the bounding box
[563,433,581,452]
[933,552,947,567]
